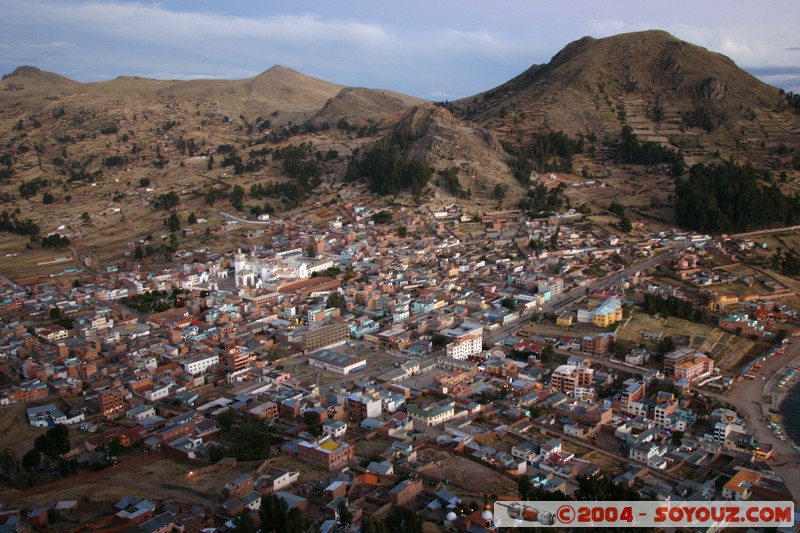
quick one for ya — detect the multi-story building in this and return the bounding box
[407,402,455,428]
[96,386,126,418]
[617,380,646,413]
[302,321,349,352]
[592,298,623,327]
[181,353,220,375]
[551,364,594,394]
[722,469,761,501]
[309,349,367,375]
[347,392,382,422]
[653,398,679,428]
[664,348,701,378]
[441,322,483,360]
[297,437,355,472]
[674,356,714,382]
[225,347,253,372]
[581,333,614,355]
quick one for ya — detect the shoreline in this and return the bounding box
[776,367,800,451]
[706,339,800,504]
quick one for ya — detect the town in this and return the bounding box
[1,196,799,532]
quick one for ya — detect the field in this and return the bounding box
[615,310,714,348]
[416,448,517,497]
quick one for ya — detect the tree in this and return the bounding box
[42,192,54,204]
[492,183,508,206]
[540,344,554,363]
[188,212,197,225]
[134,245,144,262]
[22,449,41,470]
[372,211,393,224]
[305,242,317,258]
[361,516,388,533]
[303,411,322,437]
[217,409,236,431]
[167,211,180,233]
[397,226,408,238]
[619,216,633,233]
[232,511,256,533]
[207,155,214,171]
[658,336,676,354]
[327,292,344,309]
[383,506,423,533]
[230,185,246,211]
[259,494,302,533]
[338,500,352,527]
[501,297,516,310]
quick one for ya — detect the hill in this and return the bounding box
[345,103,523,208]
[310,87,426,129]
[452,30,800,168]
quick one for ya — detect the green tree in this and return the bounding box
[232,511,256,533]
[620,216,633,233]
[167,211,180,233]
[134,245,144,262]
[501,297,516,310]
[259,494,302,533]
[188,212,197,225]
[42,192,54,204]
[327,292,344,309]
[217,410,236,431]
[540,344,554,363]
[383,506,423,533]
[338,500,352,526]
[22,449,41,470]
[397,226,408,238]
[305,242,317,258]
[230,185,245,211]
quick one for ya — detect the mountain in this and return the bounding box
[310,87,426,128]
[1,66,79,92]
[453,30,800,167]
[348,103,523,207]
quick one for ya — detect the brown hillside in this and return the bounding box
[454,30,800,167]
[0,66,79,92]
[310,87,426,128]
[375,103,523,207]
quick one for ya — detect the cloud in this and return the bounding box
[3,1,800,98]
[586,20,626,35]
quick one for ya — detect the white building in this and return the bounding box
[441,322,483,360]
[322,419,348,438]
[126,404,156,421]
[233,248,335,288]
[309,350,367,375]
[407,402,455,428]
[181,354,220,375]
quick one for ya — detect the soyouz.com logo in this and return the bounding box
[493,501,794,528]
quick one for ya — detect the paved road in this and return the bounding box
[182,202,272,226]
[698,339,800,504]
[487,245,683,345]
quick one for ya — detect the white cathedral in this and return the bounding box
[233,248,334,288]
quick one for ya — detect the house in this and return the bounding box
[511,440,539,464]
[261,470,300,493]
[322,419,347,438]
[366,460,394,476]
[722,469,761,501]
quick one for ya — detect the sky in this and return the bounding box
[1,0,800,100]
